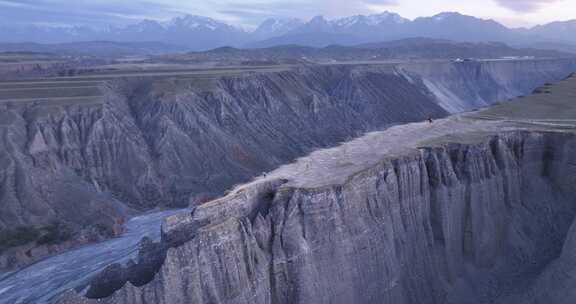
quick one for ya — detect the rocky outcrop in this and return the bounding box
[59,130,576,304]
[1,60,575,270]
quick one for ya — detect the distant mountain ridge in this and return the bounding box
[253,18,305,40]
[251,12,525,48]
[0,12,575,51]
[158,38,571,64]
[0,15,249,51]
[530,20,576,44]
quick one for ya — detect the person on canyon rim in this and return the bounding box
[428,117,434,123]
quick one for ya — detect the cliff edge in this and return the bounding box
[59,74,576,304]
[4,59,574,271]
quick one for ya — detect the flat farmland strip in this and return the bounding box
[0,82,103,89]
[0,87,102,100]
[0,95,103,105]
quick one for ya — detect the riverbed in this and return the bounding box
[0,209,187,304]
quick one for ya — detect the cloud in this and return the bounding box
[363,0,398,4]
[494,0,561,12]
[214,0,398,26]
[0,0,176,27]
[0,0,399,28]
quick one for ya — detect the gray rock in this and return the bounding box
[60,130,576,304]
[58,75,576,304]
[2,60,575,271]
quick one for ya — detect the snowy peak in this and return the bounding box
[293,13,409,34]
[367,11,409,24]
[126,19,164,33]
[257,18,304,32]
[308,15,330,28]
[164,15,242,32]
[333,12,409,28]
[254,18,304,39]
[429,12,463,21]
[0,12,575,51]
[417,12,505,28]
[291,15,333,34]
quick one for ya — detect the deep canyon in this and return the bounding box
[59,72,576,304]
[1,59,576,304]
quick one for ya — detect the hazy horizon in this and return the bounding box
[0,0,574,30]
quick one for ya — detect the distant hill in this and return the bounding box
[158,38,571,64]
[530,20,576,44]
[353,38,568,59]
[522,42,576,54]
[0,41,186,57]
[248,32,366,49]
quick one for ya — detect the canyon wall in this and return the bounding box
[1,59,575,270]
[399,59,576,112]
[63,130,576,304]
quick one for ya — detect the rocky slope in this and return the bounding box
[398,59,576,112]
[0,59,575,271]
[59,74,576,304]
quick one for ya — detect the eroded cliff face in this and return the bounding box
[399,59,576,112]
[1,60,575,270]
[0,65,448,229]
[62,131,576,304]
[0,104,131,269]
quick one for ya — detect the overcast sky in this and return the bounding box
[0,0,573,28]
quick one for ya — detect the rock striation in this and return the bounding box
[1,59,575,270]
[399,59,576,112]
[59,75,576,303]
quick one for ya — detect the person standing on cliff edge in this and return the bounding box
[428,117,434,123]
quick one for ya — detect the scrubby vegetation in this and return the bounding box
[0,226,40,252]
[37,221,73,245]
[94,223,115,238]
[0,221,73,252]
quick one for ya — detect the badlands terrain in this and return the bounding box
[58,70,576,304]
[1,4,576,304]
[0,47,575,304]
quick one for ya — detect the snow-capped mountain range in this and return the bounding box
[0,12,574,51]
[252,18,305,40]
